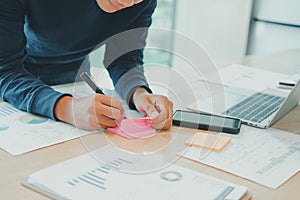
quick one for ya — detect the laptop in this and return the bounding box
[187,80,300,128]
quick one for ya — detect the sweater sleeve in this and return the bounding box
[0,0,67,120]
[103,0,157,109]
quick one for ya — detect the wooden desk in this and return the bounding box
[1,49,300,199]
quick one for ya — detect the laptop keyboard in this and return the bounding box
[223,92,285,123]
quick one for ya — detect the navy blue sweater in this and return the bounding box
[0,0,156,120]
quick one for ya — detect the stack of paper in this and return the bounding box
[23,145,247,200]
[203,64,288,91]
[178,126,300,189]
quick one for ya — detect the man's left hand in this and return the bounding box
[132,87,173,130]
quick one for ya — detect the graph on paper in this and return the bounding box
[24,145,247,200]
[0,102,94,155]
[19,115,48,125]
[0,104,19,117]
[67,157,134,190]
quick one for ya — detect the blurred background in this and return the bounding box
[90,0,300,68]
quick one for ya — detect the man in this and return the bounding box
[0,0,173,130]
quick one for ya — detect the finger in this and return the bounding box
[151,101,173,129]
[165,101,174,129]
[150,111,169,129]
[95,94,125,115]
[109,0,126,9]
[118,0,134,7]
[146,105,159,119]
[150,99,169,124]
[151,109,167,124]
[84,115,116,130]
[96,114,118,127]
[95,102,123,121]
[96,0,118,13]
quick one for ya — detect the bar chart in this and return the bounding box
[25,145,246,200]
[67,157,134,190]
[0,104,18,117]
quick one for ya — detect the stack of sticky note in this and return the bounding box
[107,118,156,139]
[185,133,231,152]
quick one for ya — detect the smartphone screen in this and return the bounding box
[173,110,241,134]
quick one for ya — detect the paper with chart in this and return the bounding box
[0,102,94,155]
[203,64,287,91]
[23,145,247,200]
[178,126,300,189]
[0,83,144,155]
[0,84,95,156]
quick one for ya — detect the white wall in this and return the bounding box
[253,0,300,26]
[248,21,300,55]
[173,0,253,64]
[247,0,300,55]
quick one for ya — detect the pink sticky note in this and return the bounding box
[107,118,156,139]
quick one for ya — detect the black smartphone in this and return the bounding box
[172,110,241,134]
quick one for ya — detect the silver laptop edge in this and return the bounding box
[268,79,300,127]
[243,79,300,128]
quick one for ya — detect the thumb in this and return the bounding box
[145,105,159,119]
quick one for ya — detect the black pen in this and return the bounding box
[80,72,126,121]
[278,81,296,87]
[80,72,105,94]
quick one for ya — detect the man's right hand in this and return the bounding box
[54,94,125,130]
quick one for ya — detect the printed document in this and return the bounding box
[0,102,94,155]
[23,145,247,200]
[178,126,300,189]
[203,64,287,91]
[0,84,95,156]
